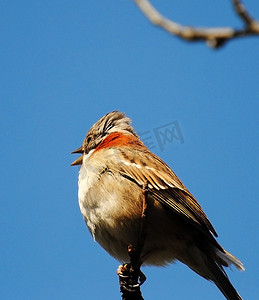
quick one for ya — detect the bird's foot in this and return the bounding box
[117,245,146,299]
[117,263,146,291]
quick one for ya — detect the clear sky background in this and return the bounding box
[1,1,259,299]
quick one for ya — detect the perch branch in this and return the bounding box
[117,183,148,300]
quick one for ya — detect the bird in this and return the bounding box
[71,111,244,300]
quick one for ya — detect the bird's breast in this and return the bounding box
[78,155,144,254]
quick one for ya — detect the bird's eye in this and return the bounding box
[87,136,92,143]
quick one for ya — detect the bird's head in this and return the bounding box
[71,111,138,166]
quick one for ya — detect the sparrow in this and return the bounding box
[71,111,244,300]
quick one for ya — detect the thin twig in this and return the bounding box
[137,182,149,252]
[117,183,148,299]
[133,0,259,48]
[232,0,259,31]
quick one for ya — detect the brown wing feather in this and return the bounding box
[151,188,218,237]
[106,147,218,238]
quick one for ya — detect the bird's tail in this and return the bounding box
[215,248,245,271]
[207,249,244,300]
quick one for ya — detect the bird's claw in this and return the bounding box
[117,263,146,292]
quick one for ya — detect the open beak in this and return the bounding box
[71,146,84,166]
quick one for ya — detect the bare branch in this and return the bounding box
[133,0,259,48]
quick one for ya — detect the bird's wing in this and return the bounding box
[106,147,218,238]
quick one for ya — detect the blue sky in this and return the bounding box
[1,1,258,299]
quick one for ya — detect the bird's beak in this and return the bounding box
[71,146,83,154]
[71,146,84,166]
